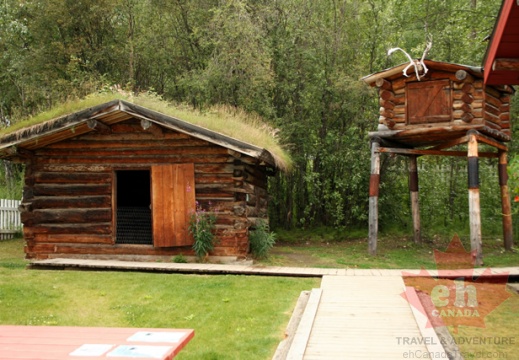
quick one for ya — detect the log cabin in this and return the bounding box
[362,59,515,265]
[0,99,284,260]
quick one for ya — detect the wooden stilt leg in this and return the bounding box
[498,151,514,251]
[369,141,381,256]
[468,133,483,266]
[409,155,421,244]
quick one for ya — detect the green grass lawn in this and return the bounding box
[258,228,519,269]
[1,234,518,359]
[0,238,319,359]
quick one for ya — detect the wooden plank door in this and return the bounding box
[407,79,451,124]
[151,164,196,247]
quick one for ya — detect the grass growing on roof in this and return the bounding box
[1,91,292,171]
[0,238,318,360]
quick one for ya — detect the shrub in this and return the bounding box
[189,202,217,261]
[249,219,276,259]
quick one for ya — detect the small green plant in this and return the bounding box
[189,202,217,261]
[249,219,276,259]
[173,254,188,263]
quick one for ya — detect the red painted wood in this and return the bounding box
[484,0,519,85]
[0,326,194,359]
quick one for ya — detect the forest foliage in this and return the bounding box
[0,0,517,236]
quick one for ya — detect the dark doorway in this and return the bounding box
[115,170,152,245]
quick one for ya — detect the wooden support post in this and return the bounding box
[498,151,514,251]
[409,156,421,244]
[467,133,483,266]
[368,141,381,256]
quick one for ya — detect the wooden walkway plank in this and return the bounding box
[301,276,434,360]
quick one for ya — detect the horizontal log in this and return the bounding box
[33,172,111,184]
[25,243,191,257]
[484,119,502,132]
[37,146,229,157]
[377,147,499,158]
[453,101,471,113]
[32,184,111,196]
[492,58,519,71]
[500,103,510,113]
[461,112,474,123]
[485,86,504,99]
[30,195,111,209]
[195,175,234,184]
[484,111,501,125]
[33,234,114,244]
[380,108,394,118]
[472,108,483,118]
[500,95,511,104]
[471,99,484,109]
[485,92,504,109]
[21,208,112,225]
[453,91,474,104]
[455,70,474,83]
[375,78,393,91]
[499,112,510,122]
[379,89,396,101]
[36,164,113,173]
[462,83,474,94]
[484,103,501,117]
[23,223,112,235]
[473,80,484,89]
[473,89,485,100]
[38,154,232,165]
[47,138,211,150]
[381,99,395,110]
[393,106,405,114]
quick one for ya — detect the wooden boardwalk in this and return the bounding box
[285,276,445,359]
[29,258,519,278]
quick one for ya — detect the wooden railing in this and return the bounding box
[0,199,21,240]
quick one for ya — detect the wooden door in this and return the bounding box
[407,79,452,124]
[151,164,196,247]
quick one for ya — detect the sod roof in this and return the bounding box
[0,93,291,171]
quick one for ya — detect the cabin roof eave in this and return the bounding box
[0,100,278,168]
[361,60,483,86]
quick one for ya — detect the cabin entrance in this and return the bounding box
[115,169,153,245]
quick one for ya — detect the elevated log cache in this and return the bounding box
[362,60,515,262]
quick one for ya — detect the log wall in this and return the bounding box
[376,70,512,138]
[21,118,269,259]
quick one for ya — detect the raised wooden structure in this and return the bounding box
[362,60,515,265]
[0,100,279,260]
[483,0,519,85]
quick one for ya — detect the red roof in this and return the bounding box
[483,0,519,85]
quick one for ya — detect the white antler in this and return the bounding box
[419,37,433,76]
[387,39,432,81]
[387,47,419,78]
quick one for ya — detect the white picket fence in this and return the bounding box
[0,199,21,240]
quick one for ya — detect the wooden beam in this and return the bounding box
[86,119,111,134]
[468,133,483,266]
[492,58,519,71]
[498,151,514,251]
[474,133,508,152]
[377,147,498,158]
[368,141,381,256]
[430,136,469,151]
[408,156,421,244]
